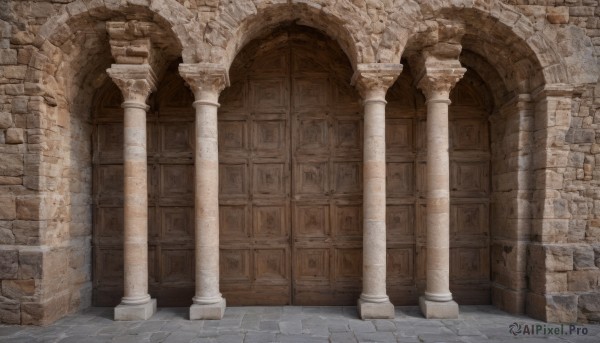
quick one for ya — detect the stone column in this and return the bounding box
[352,63,403,319]
[416,65,465,319]
[107,64,157,321]
[179,63,229,320]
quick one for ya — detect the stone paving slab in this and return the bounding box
[0,306,599,342]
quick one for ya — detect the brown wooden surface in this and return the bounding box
[219,28,363,305]
[92,28,491,307]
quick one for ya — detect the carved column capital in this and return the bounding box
[179,63,230,106]
[416,65,466,102]
[351,63,403,102]
[106,64,157,106]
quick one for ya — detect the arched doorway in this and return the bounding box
[218,26,364,305]
[384,66,492,305]
[92,63,197,307]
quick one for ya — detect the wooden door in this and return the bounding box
[219,28,363,305]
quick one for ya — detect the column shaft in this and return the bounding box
[122,101,151,305]
[361,94,388,301]
[193,93,222,305]
[425,93,452,302]
[179,63,228,320]
[108,64,157,321]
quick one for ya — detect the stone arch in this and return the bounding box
[195,0,374,71]
[439,1,569,90]
[36,0,193,54]
[11,2,191,323]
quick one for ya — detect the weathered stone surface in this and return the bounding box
[573,246,597,270]
[0,153,23,177]
[0,249,18,279]
[0,197,16,220]
[547,6,569,24]
[567,270,600,292]
[0,221,15,244]
[0,296,20,324]
[0,112,12,129]
[578,294,600,322]
[545,294,578,323]
[5,128,24,144]
[16,195,60,221]
[21,292,69,325]
[18,249,42,279]
[12,220,41,245]
[2,279,36,299]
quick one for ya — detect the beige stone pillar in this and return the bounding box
[107,64,157,321]
[352,63,403,319]
[179,63,229,320]
[416,65,465,319]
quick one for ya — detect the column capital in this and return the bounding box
[416,64,466,101]
[351,63,403,102]
[179,63,230,103]
[106,64,157,105]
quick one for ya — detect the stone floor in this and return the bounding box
[1,306,599,342]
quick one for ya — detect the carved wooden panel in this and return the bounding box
[293,78,328,108]
[160,207,193,241]
[450,161,490,197]
[253,120,286,156]
[253,163,285,195]
[96,207,123,239]
[255,249,288,283]
[219,120,247,152]
[220,249,251,282]
[161,249,194,283]
[296,248,329,281]
[97,123,123,161]
[335,248,362,280]
[220,164,247,196]
[250,79,288,111]
[220,205,249,239]
[159,165,194,205]
[160,122,193,154]
[295,162,328,195]
[295,205,329,237]
[387,248,414,280]
[386,205,414,240]
[334,204,362,238]
[386,119,414,152]
[295,118,329,154]
[451,119,487,151]
[387,162,414,196]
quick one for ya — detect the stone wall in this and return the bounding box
[0,0,598,325]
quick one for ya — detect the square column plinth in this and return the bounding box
[114,299,157,321]
[419,296,459,319]
[190,298,226,320]
[357,299,395,319]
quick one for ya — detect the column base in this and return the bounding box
[114,298,157,321]
[419,296,459,319]
[357,298,395,319]
[190,298,226,320]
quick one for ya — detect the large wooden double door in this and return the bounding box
[218,29,364,305]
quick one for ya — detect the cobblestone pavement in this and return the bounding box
[1,306,599,342]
